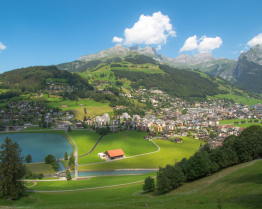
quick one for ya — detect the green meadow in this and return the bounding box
[67,130,101,156]
[46,99,109,110]
[1,159,260,208]
[208,94,262,106]
[219,119,254,124]
[26,172,157,191]
[233,122,262,128]
[77,131,158,165]
[25,163,55,174]
[79,137,202,171]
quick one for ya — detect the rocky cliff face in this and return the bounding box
[78,44,220,66]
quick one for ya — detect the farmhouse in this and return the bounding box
[174,137,183,143]
[62,105,67,108]
[105,149,125,160]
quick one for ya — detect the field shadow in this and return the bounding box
[219,173,262,185]
[224,194,262,209]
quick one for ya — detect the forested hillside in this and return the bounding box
[113,64,220,99]
[0,66,93,93]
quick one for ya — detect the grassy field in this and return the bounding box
[77,131,158,165]
[79,137,202,171]
[233,122,262,128]
[219,119,254,124]
[1,159,261,208]
[67,130,101,156]
[25,163,55,174]
[208,94,262,106]
[46,99,109,110]
[45,98,112,120]
[71,106,113,120]
[22,126,53,131]
[26,172,157,191]
[30,94,63,102]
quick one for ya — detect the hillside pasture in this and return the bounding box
[46,99,109,111]
[67,130,101,156]
[79,137,202,170]
[77,131,158,165]
[233,122,262,128]
[208,94,262,106]
[71,106,113,120]
[219,119,254,124]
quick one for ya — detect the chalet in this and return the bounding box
[84,118,92,126]
[3,119,10,123]
[76,123,83,129]
[148,132,156,137]
[174,137,183,143]
[109,125,118,132]
[105,149,125,160]
[62,105,67,108]
[137,125,148,131]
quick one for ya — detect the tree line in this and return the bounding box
[144,125,262,193]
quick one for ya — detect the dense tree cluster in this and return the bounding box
[45,154,59,172]
[156,125,262,193]
[113,65,220,99]
[0,137,26,199]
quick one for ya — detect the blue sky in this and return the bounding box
[0,0,262,72]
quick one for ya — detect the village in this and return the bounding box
[1,87,262,150]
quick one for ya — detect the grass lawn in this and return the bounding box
[219,119,255,124]
[26,172,157,191]
[78,131,158,165]
[67,130,101,156]
[71,106,113,120]
[208,94,262,106]
[233,122,262,128]
[25,163,55,174]
[21,126,53,131]
[1,159,261,208]
[46,99,109,110]
[79,137,202,171]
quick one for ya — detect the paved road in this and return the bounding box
[64,129,78,180]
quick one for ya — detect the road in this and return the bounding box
[64,129,78,180]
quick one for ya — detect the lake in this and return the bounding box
[0,133,73,163]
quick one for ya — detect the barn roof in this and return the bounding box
[107,149,124,158]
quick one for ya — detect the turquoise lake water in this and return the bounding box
[0,133,73,163]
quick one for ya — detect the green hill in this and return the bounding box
[0,66,94,93]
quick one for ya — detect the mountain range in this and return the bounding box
[56,43,262,93]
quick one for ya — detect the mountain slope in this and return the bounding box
[0,66,93,93]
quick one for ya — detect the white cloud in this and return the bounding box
[247,33,262,47]
[238,44,242,47]
[0,42,6,50]
[119,11,175,48]
[180,35,222,53]
[112,37,123,43]
[233,51,238,54]
[179,35,198,52]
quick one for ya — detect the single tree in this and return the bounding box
[68,153,75,166]
[0,137,26,199]
[25,154,32,163]
[143,176,155,192]
[45,154,56,164]
[68,125,72,132]
[66,169,72,180]
[52,161,59,172]
[64,151,68,160]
